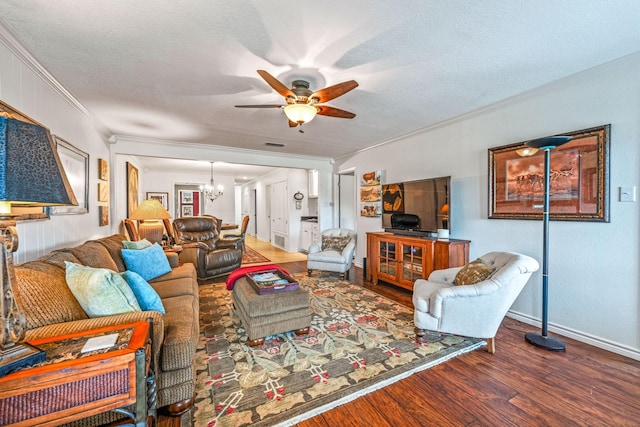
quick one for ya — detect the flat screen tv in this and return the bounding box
[382,176,450,237]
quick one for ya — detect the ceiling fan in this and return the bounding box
[235,70,358,132]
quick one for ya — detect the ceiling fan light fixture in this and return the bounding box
[284,103,317,124]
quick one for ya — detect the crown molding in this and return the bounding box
[0,23,112,140]
[112,135,334,170]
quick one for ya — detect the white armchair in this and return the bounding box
[413,251,539,353]
[307,228,356,280]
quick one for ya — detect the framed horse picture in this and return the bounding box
[488,125,610,222]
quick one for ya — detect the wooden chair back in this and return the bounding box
[123,218,139,241]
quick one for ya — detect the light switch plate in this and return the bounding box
[620,186,636,202]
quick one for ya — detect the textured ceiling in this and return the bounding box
[1,1,640,164]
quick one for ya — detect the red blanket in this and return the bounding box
[225,264,290,290]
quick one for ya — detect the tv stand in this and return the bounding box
[384,228,436,238]
[366,232,470,291]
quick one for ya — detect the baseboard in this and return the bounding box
[507,310,640,361]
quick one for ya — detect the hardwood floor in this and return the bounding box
[160,240,640,426]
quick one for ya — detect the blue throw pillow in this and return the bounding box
[121,243,171,281]
[121,270,166,314]
[65,262,141,317]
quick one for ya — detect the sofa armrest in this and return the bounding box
[24,311,165,370]
[165,251,179,268]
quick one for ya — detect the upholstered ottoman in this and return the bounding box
[232,277,311,346]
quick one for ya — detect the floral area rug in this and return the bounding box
[193,272,484,427]
[241,246,271,265]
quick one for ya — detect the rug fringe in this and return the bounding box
[272,340,485,426]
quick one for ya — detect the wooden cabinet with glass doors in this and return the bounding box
[367,232,470,291]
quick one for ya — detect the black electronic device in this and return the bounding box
[382,176,450,236]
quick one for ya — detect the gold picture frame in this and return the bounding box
[98,158,109,181]
[98,182,109,202]
[127,162,139,218]
[488,125,610,221]
[99,205,109,226]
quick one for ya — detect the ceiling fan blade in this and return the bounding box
[311,80,358,104]
[235,104,284,108]
[316,105,356,119]
[257,70,295,98]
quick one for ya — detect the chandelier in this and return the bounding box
[200,162,223,202]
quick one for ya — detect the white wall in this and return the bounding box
[0,32,111,262]
[240,167,330,251]
[138,168,235,223]
[337,53,640,358]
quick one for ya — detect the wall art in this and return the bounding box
[50,136,89,215]
[488,124,610,221]
[127,162,139,218]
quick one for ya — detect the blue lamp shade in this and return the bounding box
[0,116,77,209]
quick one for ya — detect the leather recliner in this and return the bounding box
[173,216,243,280]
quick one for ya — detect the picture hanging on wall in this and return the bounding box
[50,136,89,215]
[98,182,109,203]
[99,205,109,226]
[360,203,382,217]
[179,190,200,217]
[382,183,404,213]
[98,158,109,181]
[181,205,194,217]
[360,170,381,186]
[488,124,610,221]
[147,192,169,210]
[360,185,381,202]
[126,162,139,218]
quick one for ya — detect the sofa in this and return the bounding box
[13,234,199,425]
[173,216,243,280]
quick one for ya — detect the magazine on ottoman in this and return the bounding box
[245,269,299,294]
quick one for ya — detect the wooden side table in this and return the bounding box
[0,320,155,427]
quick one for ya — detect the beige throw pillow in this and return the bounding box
[453,258,495,286]
[321,235,351,252]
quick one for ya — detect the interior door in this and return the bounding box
[338,172,356,230]
[265,184,272,241]
[249,189,257,235]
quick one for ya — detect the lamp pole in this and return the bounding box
[524,135,571,351]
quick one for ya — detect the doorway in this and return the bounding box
[337,170,356,230]
[174,184,202,218]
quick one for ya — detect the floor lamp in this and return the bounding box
[523,135,572,351]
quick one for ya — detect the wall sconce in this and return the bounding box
[293,191,304,209]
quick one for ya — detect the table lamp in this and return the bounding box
[129,199,172,244]
[0,115,78,374]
